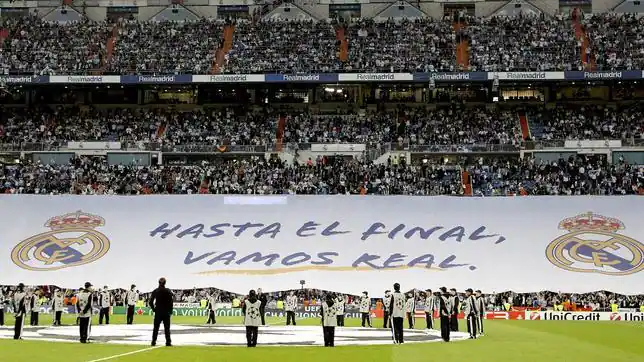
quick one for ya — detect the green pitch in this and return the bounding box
[0,314,641,362]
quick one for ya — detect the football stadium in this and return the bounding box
[0,0,643,361]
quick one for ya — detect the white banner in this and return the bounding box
[526,311,644,321]
[192,75,265,83]
[338,73,414,82]
[0,196,642,296]
[66,141,122,150]
[49,76,121,84]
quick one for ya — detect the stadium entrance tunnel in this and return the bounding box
[0,325,471,346]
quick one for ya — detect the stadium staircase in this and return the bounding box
[572,8,595,71]
[524,111,547,139]
[461,170,473,196]
[336,25,348,63]
[211,24,235,74]
[275,114,287,152]
[518,111,532,140]
[0,28,8,49]
[100,25,119,75]
[453,16,469,70]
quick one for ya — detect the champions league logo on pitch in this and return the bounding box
[545,212,644,276]
[11,211,110,271]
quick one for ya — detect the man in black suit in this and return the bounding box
[148,277,174,347]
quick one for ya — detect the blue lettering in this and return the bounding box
[352,253,382,269]
[407,254,435,269]
[254,222,281,238]
[232,223,265,237]
[388,224,406,239]
[177,224,204,238]
[439,226,466,242]
[206,251,237,265]
[469,226,505,244]
[236,252,280,266]
[382,253,407,269]
[321,221,350,236]
[281,252,312,266]
[184,251,216,264]
[311,252,339,265]
[150,223,181,238]
[296,221,319,237]
[438,255,468,269]
[404,226,443,239]
[203,223,231,238]
[361,223,387,241]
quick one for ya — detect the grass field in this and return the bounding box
[0,313,641,362]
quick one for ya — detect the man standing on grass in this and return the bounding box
[29,289,41,326]
[438,287,451,342]
[77,282,94,344]
[149,277,173,347]
[389,283,405,344]
[257,288,267,326]
[360,292,372,327]
[99,286,112,325]
[52,289,64,326]
[464,289,478,339]
[335,295,345,327]
[475,290,485,337]
[449,288,459,332]
[424,289,436,330]
[125,285,138,325]
[285,291,298,326]
[0,286,5,326]
[383,290,392,329]
[206,292,217,325]
[13,283,27,340]
[320,293,337,347]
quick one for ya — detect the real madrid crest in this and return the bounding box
[545,212,643,276]
[11,211,110,271]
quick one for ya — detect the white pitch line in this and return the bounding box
[85,346,160,362]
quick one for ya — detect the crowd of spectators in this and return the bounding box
[4,13,644,74]
[0,16,111,75]
[107,19,225,75]
[468,15,580,72]
[1,153,642,196]
[584,13,644,71]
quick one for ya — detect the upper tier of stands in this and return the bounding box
[1,13,643,75]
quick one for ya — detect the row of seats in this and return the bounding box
[1,154,642,196]
[1,14,642,75]
[0,106,641,146]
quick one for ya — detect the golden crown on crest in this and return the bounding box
[558,212,624,233]
[44,210,105,230]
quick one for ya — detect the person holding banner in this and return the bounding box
[285,291,298,326]
[389,283,405,344]
[242,290,261,347]
[99,286,112,325]
[29,289,41,326]
[125,285,138,325]
[320,293,337,347]
[52,289,64,326]
[449,288,460,332]
[475,290,485,337]
[424,289,436,330]
[335,295,345,327]
[359,292,372,327]
[405,292,415,329]
[206,293,218,325]
[0,287,5,326]
[77,282,94,344]
[13,283,27,340]
[438,287,451,342]
[383,290,392,329]
[464,289,478,339]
